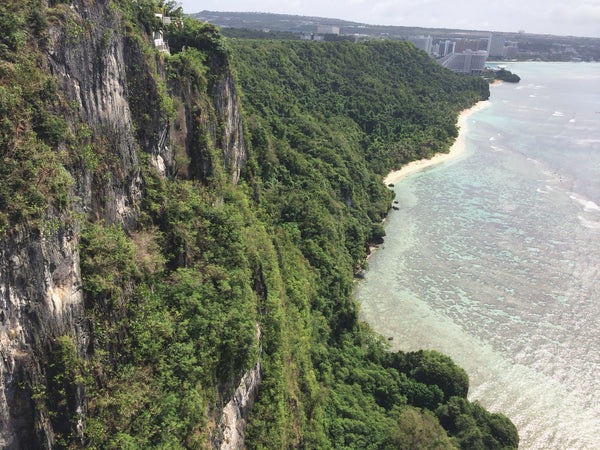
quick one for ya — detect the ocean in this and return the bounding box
[355,62,600,449]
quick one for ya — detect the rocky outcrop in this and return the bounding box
[0,0,143,443]
[217,360,262,450]
[0,0,251,447]
[173,55,248,185]
[214,324,262,449]
[46,0,147,229]
[0,222,87,448]
[212,70,247,185]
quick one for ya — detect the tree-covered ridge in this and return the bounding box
[231,39,489,175]
[0,0,516,447]
[220,36,513,448]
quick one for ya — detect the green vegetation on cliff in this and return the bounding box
[484,67,521,84]
[494,68,521,83]
[220,36,513,449]
[231,39,489,175]
[0,0,73,232]
[1,1,517,448]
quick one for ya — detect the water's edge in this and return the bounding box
[356,62,600,449]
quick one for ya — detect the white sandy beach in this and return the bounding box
[383,100,490,185]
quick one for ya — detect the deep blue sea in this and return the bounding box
[355,62,600,449]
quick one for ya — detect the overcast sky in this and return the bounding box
[178,0,600,38]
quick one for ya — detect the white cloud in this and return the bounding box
[553,2,600,25]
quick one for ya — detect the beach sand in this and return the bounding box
[383,100,490,185]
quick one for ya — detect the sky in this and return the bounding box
[178,0,600,38]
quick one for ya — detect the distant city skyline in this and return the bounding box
[178,0,600,38]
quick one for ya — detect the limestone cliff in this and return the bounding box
[0,224,87,449]
[0,0,249,447]
[217,360,262,450]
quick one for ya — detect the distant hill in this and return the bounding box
[196,11,600,62]
[194,10,489,39]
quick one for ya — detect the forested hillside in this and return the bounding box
[224,36,514,448]
[0,0,516,448]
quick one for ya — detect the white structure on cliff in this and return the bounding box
[153,13,171,54]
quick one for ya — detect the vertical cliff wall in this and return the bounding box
[0,224,87,448]
[212,70,247,185]
[0,0,249,447]
[1,3,517,449]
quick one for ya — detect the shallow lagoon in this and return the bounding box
[355,62,600,449]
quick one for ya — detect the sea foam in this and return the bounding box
[570,193,600,212]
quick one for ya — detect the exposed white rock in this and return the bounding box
[219,360,262,449]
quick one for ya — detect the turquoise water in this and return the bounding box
[355,62,600,449]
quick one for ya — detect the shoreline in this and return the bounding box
[383,100,490,185]
[362,99,491,265]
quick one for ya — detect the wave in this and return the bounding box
[516,84,545,91]
[537,186,554,194]
[578,216,600,230]
[570,193,600,213]
[553,111,565,117]
[577,138,600,146]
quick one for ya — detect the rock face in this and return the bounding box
[215,325,262,449]
[173,55,248,185]
[0,225,87,448]
[217,360,262,450]
[0,1,251,447]
[47,0,144,229]
[213,70,248,185]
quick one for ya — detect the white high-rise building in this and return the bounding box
[488,34,506,58]
[440,40,454,57]
[408,35,433,54]
[440,50,487,74]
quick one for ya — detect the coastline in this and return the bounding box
[383,100,490,185]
